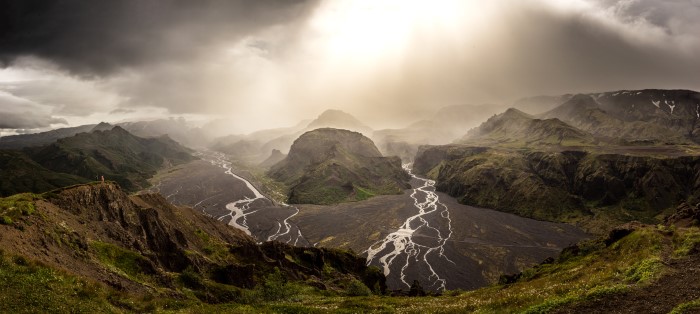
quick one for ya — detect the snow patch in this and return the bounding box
[696,104,699,118]
[636,92,642,95]
[612,92,620,96]
[669,104,676,114]
[652,100,660,108]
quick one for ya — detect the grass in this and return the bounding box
[90,241,154,284]
[670,298,700,314]
[0,225,696,313]
[0,249,120,313]
[673,227,700,257]
[0,193,40,226]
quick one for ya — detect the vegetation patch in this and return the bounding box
[90,241,153,283]
[670,298,700,314]
[673,227,700,257]
[624,257,664,283]
[0,250,118,313]
[0,193,40,225]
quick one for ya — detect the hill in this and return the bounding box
[268,128,410,204]
[0,183,385,312]
[0,150,90,196]
[459,108,597,147]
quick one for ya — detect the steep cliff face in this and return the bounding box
[269,128,410,204]
[414,146,700,227]
[0,183,386,300]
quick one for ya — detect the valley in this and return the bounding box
[147,150,589,291]
[146,151,309,246]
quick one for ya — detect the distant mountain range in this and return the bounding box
[0,126,194,196]
[268,128,409,205]
[0,119,207,150]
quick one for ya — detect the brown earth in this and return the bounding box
[554,254,700,314]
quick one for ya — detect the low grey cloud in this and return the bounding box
[0,111,67,129]
[0,91,67,129]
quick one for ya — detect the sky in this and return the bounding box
[1,0,699,136]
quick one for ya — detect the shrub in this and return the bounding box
[179,266,204,289]
[1,216,12,225]
[258,267,295,301]
[346,279,372,296]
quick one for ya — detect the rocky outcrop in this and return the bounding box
[665,202,700,227]
[269,128,410,204]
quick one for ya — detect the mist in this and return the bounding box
[1,0,699,136]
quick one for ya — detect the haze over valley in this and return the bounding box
[2,1,700,313]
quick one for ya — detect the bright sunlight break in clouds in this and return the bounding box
[1,0,699,135]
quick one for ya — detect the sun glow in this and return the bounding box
[307,0,475,64]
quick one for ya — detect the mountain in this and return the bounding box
[459,108,597,147]
[0,182,385,311]
[517,89,700,144]
[268,128,410,204]
[211,139,264,161]
[540,94,689,143]
[306,109,373,136]
[414,145,700,232]
[212,109,374,163]
[512,94,574,115]
[118,118,209,148]
[373,104,506,160]
[0,126,196,196]
[0,124,100,149]
[27,126,195,191]
[259,149,286,168]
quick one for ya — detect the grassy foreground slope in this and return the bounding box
[2,185,699,314]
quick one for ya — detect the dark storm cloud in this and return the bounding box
[0,0,317,75]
